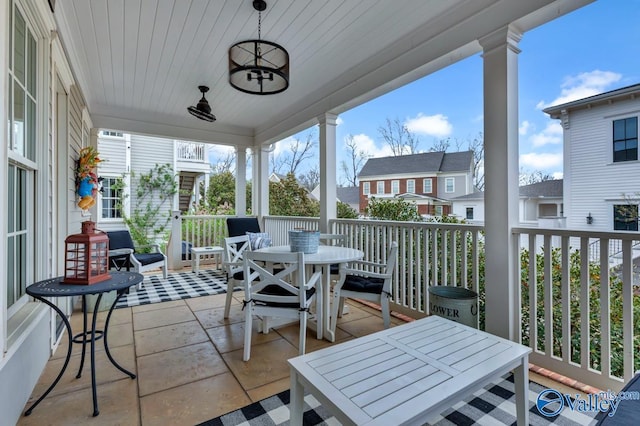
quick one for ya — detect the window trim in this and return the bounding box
[445,177,455,193]
[423,178,432,194]
[391,180,399,195]
[362,181,370,195]
[377,181,384,194]
[612,117,638,163]
[406,179,415,194]
[99,176,124,221]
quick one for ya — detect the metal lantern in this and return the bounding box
[63,221,111,285]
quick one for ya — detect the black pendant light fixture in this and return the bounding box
[228,0,289,95]
[187,86,216,122]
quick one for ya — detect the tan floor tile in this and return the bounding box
[132,299,186,313]
[137,341,227,396]
[336,316,387,337]
[194,305,245,328]
[222,339,298,390]
[246,377,291,402]
[185,292,229,311]
[30,345,136,399]
[19,376,139,426]
[134,320,209,356]
[140,373,250,426]
[273,323,337,353]
[133,305,196,330]
[205,319,281,353]
[51,319,133,361]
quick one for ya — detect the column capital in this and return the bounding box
[318,113,339,127]
[479,26,522,55]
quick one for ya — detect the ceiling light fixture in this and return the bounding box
[228,0,289,95]
[187,86,216,122]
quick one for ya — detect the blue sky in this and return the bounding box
[212,0,640,184]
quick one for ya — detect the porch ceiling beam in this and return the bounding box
[90,113,254,148]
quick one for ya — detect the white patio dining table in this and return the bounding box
[253,245,364,341]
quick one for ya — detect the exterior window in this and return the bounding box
[377,181,384,194]
[435,205,443,216]
[613,117,638,162]
[407,179,415,193]
[423,179,432,193]
[613,204,638,231]
[101,130,124,138]
[466,207,474,220]
[445,178,455,193]
[101,177,122,219]
[391,180,399,194]
[362,182,370,195]
[7,3,37,311]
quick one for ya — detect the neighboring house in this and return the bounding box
[97,131,212,231]
[544,83,640,231]
[358,151,475,215]
[451,179,564,225]
[310,186,360,212]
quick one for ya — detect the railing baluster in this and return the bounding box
[621,239,634,382]
[561,236,570,364]
[600,238,611,378]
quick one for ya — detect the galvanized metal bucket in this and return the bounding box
[428,286,478,329]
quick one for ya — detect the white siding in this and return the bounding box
[98,137,128,175]
[565,97,640,231]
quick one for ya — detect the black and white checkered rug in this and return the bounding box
[196,374,598,426]
[115,269,228,309]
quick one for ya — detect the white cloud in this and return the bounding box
[529,121,563,147]
[520,152,563,170]
[552,171,563,180]
[404,113,453,137]
[336,117,344,126]
[519,120,531,136]
[536,70,622,109]
[347,133,394,158]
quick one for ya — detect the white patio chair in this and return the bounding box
[222,235,252,318]
[331,242,398,333]
[242,251,321,361]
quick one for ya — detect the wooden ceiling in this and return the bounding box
[54,0,593,147]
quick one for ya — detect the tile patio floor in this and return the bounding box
[16,269,574,426]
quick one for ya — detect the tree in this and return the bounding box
[271,131,317,175]
[519,169,555,185]
[118,163,178,249]
[206,171,236,213]
[337,201,359,219]
[340,134,369,186]
[298,166,320,191]
[365,197,422,222]
[269,173,320,216]
[378,117,420,156]
[211,152,235,174]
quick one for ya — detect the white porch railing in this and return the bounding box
[174,214,638,391]
[176,141,206,162]
[513,227,639,392]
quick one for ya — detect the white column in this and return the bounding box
[235,147,247,216]
[319,113,338,233]
[479,27,521,340]
[252,145,270,220]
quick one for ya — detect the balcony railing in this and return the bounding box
[176,141,206,162]
[176,214,638,391]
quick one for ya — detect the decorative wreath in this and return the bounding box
[76,146,103,210]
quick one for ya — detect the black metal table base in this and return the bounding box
[24,290,136,417]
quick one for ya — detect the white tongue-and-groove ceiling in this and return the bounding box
[53,0,592,147]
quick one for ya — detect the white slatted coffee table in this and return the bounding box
[289,315,531,426]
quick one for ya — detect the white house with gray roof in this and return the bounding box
[357,151,474,215]
[544,83,640,231]
[451,179,564,225]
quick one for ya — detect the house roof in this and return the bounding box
[336,187,360,205]
[452,179,563,201]
[358,151,473,178]
[543,83,640,118]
